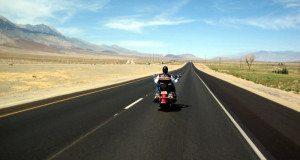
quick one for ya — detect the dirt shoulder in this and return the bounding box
[0,63,183,109]
[194,63,300,112]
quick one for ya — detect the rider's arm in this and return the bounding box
[171,76,179,83]
[154,75,159,84]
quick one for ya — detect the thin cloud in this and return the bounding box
[203,14,300,30]
[0,0,110,24]
[212,0,247,12]
[157,0,190,18]
[105,18,194,33]
[241,15,300,29]
[274,0,300,8]
[104,0,192,33]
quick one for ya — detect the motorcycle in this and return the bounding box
[153,74,181,109]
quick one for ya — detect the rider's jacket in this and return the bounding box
[154,73,178,84]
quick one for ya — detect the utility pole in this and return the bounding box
[240,58,242,69]
[219,57,221,66]
[152,53,154,62]
[205,55,206,64]
[298,61,300,74]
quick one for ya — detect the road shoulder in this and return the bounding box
[194,63,300,112]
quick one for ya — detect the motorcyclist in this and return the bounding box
[154,66,179,100]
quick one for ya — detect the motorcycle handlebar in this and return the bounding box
[152,73,181,79]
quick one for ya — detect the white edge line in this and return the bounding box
[48,97,143,160]
[193,68,267,160]
[124,98,143,110]
[48,115,115,160]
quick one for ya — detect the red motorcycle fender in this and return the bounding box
[161,93,167,104]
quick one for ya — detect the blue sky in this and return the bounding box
[1,0,300,58]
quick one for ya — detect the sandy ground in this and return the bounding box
[0,63,182,109]
[194,63,300,112]
[0,46,129,64]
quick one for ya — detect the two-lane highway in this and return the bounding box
[0,63,299,160]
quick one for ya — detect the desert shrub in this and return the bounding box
[272,67,289,74]
[282,68,289,74]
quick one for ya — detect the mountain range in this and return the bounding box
[211,51,300,62]
[0,16,200,60]
[1,16,297,62]
[0,16,140,56]
[248,51,300,62]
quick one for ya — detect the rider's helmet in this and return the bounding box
[162,66,168,74]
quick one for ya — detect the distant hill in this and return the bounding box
[249,51,300,62]
[164,54,182,60]
[0,16,140,55]
[210,51,300,62]
[164,53,199,60]
[180,53,200,60]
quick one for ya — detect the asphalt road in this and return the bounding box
[0,62,299,160]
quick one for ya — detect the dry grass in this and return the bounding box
[0,63,181,97]
[204,61,300,93]
[0,46,185,65]
[0,46,128,64]
[194,63,300,112]
[0,47,184,108]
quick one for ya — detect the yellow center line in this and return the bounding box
[0,77,149,119]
